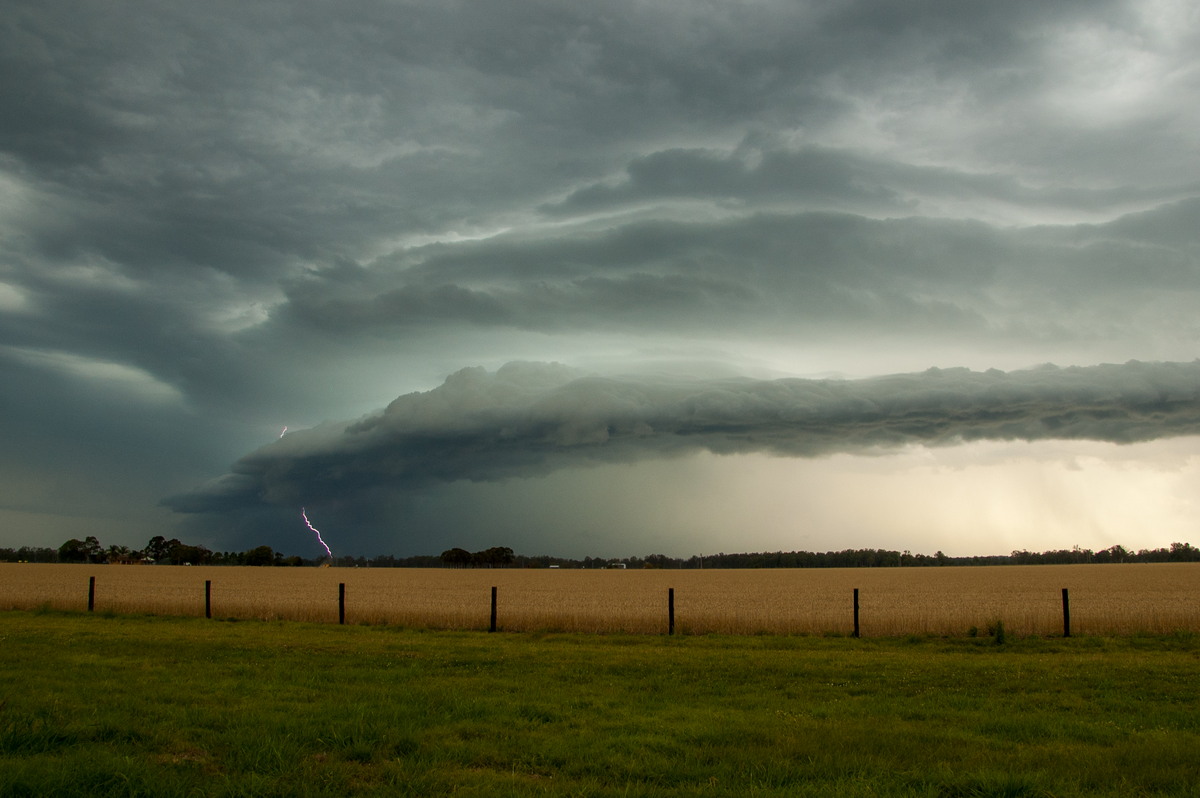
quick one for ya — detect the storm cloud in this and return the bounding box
[4,1,1200,555]
[279,200,1200,352]
[170,359,1200,512]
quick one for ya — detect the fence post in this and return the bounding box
[668,587,675,635]
[1061,587,1071,638]
[338,583,346,625]
[490,586,498,633]
[852,588,860,638]
[205,580,212,619]
[88,576,95,612]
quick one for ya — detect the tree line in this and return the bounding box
[633,542,1200,569]
[1,537,1198,568]
[434,542,1200,569]
[439,547,515,568]
[0,536,326,567]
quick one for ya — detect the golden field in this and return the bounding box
[1,562,1197,636]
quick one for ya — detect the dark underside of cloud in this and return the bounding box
[168,359,1200,514]
[5,0,1200,558]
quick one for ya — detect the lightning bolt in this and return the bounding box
[301,507,333,560]
[280,429,333,559]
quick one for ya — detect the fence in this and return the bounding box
[3,563,1197,636]
[73,579,1086,637]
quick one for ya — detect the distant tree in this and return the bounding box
[57,536,104,563]
[1095,544,1129,564]
[1169,541,1199,562]
[1010,549,1038,565]
[243,545,275,566]
[58,538,89,563]
[82,536,104,563]
[440,548,472,568]
[9,546,57,563]
[168,542,212,565]
[481,547,514,567]
[145,535,173,562]
[106,544,132,564]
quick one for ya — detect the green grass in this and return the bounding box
[1,612,1198,796]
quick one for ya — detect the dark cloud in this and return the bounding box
[276,200,1200,354]
[169,359,1200,514]
[4,0,1199,554]
[0,345,221,544]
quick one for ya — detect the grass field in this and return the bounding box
[1,611,1198,796]
[1,562,1198,636]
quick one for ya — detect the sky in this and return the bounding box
[2,0,1200,560]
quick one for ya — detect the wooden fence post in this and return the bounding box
[1061,587,1071,638]
[668,587,675,636]
[338,583,346,625]
[489,586,498,633]
[853,588,860,638]
[88,576,95,612]
[205,580,212,619]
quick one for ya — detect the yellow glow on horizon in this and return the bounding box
[442,437,1200,558]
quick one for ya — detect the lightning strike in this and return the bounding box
[279,425,288,438]
[301,507,333,560]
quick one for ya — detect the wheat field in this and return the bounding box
[1,562,1196,636]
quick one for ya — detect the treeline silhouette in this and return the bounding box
[0,535,335,567]
[2,537,1198,568]
[440,542,1199,569]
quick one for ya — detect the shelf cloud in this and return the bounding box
[170,359,1200,513]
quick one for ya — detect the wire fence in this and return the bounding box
[3,563,1197,636]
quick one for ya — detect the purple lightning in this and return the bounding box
[301,507,333,560]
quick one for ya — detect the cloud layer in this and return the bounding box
[171,359,1200,513]
[4,1,1200,554]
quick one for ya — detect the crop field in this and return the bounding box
[3,562,1197,636]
